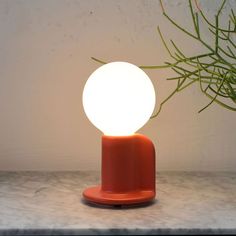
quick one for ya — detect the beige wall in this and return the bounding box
[0,0,235,171]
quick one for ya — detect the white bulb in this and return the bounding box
[83,61,156,136]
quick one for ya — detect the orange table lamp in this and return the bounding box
[82,62,156,206]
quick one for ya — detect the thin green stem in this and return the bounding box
[91,57,107,64]
[198,71,226,113]
[189,0,200,38]
[151,77,187,118]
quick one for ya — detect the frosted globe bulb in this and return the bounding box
[83,61,156,136]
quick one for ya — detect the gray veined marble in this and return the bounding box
[0,172,236,235]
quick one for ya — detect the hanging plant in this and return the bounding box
[92,0,236,118]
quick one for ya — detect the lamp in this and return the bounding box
[82,61,156,206]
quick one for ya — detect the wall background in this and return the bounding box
[0,0,235,171]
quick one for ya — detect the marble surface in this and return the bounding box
[0,172,236,235]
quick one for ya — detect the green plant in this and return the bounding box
[92,0,236,118]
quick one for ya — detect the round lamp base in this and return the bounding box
[83,186,155,206]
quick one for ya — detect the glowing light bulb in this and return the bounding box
[83,61,156,136]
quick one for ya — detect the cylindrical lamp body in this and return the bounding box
[102,134,155,193]
[83,134,156,205]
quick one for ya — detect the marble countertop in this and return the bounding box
[0,172,236,235]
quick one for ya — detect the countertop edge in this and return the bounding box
[0,228,236,235]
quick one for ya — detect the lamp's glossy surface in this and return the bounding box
[82,61,156,206]
[82,61,156,136]
[83,134,156,205]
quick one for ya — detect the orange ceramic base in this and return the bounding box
[83,186,155,205]
[83,134,156,206]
